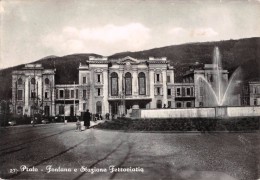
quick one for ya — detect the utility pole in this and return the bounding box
[64,85,65,123]
[74,81,76,117]
[32,64,36,126]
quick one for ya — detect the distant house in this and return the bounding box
[181,64,229,107]
[241,81,260,106]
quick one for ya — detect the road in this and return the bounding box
[0,123,259,180]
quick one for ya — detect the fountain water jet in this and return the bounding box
[198,47,241,106]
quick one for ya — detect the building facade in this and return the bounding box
[12,64,55,117]
[11,56,259,118]
[182,64,229,107]
[12,56,175,117]
[241,81,260,106]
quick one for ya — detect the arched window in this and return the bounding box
[45,78,50,85]
[186,102,191,108]
[138,72,146,95]
[176,102,182,108]
[18,78,23,85]
[96,101,102,114]
[156,100,162,108]
[31,78,35,84]
[111,72,118,96]
[125,72,132,95]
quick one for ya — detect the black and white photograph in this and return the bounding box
[0,0,260,179]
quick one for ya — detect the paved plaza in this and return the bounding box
[0,123,259,180]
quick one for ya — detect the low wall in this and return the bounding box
[140,106,260,119]
[141,108,216,118]
[227,106,260,117]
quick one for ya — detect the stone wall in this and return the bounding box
[140,108,215,118]
[139,106,260,119]
[227,106,260,117]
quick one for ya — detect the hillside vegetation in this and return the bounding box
[0,37,259,100]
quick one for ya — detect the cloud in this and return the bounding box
[168,27,218,39]
[0,2,5,14]
[41,23,150,55]
[190,28,218,37]
[168,27,187,36]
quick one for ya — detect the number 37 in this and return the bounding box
[10,168,18,173]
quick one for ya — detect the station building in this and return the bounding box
[12,56,175,117]
[11,56,259,118]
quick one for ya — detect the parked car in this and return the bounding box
[8,121,17,126]
[41,119,50,124]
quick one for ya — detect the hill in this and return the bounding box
[0,37,259,100]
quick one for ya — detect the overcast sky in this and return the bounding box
[1,0,260,69]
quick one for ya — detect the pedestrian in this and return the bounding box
[75,117,81,132]
[105,113,110,120]
[84,109,91,129]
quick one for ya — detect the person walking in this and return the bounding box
[84,109,91,129]
[75,117,81,132]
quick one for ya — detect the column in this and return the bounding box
[103,69,109,114]
[24,77,29,111]
[149,69,155,108]
[162,69,167,106]
[118,69,123,95]
[132,68,138,95]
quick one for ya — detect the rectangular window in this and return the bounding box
[59,90,64,98]
[167,76,171,83]
[59,105,64,114]
[97,74,101,83]
[97,88,101,96]
[157,87,160,95]
[18,90,23,100]
[65,89,70,99]
[83,103,86,111]
[186,88,191,96]
[168,101,171,108]
[45,92,48,99]
[199,102,203,107]
[156,74,160,82]
[167,89,171,96]
[83,90,86,99]
[76,89,78,99]
[71,90,74,99]
[182,87,185,96]
[176,88,181,96]
[31,91,36,98]
[83,77,86,84]
[254,99,257,106]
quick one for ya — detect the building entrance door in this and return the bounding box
[44,106,50,117]
[70,105,74,117]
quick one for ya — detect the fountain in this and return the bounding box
[196,47,242,107]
